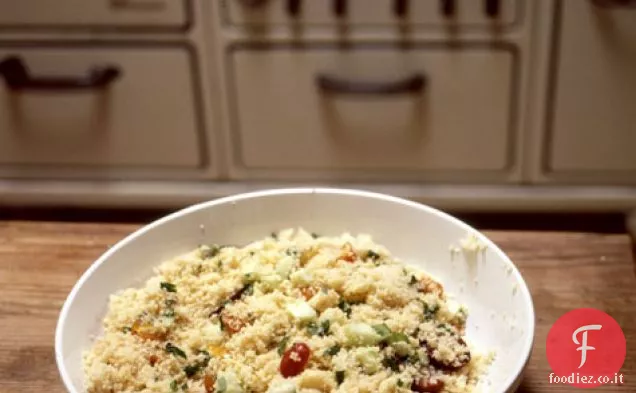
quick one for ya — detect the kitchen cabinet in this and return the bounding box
[225,0,520,28]
[0,45,205,178]
[545,0,636,184]
[0,0,190,30]
[0,0,634,214]
[230,44,516,181]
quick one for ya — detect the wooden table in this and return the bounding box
[0,221,634,393]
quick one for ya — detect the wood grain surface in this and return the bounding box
[0,221,634,393]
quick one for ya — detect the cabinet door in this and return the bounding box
[230,45,516,182]
[547,0,636,182]
[0,45,204,177]
[0,0,189,30]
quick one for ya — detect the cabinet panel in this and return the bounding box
[230,45,516,180]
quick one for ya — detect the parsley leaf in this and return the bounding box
[338,299,352,317]
[324,344,341,357]
[165,343,187,359]
[335,370,345,385]
[160,282,177,293]
[277,337,290,356]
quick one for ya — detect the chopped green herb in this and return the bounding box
[382,356,401,371]
[335,370,345,385]
[409,275,417,285]
[438,323,454,334]
[271,232,278,240]
[372,324,392,340]
[163,308,176,318]
[423,303,440,320]
[277,337,290,356]
[249,251,255,256]
[311,233,319,239]
[217,376,227,393]
[121,326,132,333]
[165,299,177,307]
[307,320,331,336]
[244,283,254,296]
[160,282,177,293]
[324,344,341,356]
[170,380,178,392]
[200,245,220,259]
[217,259,223,269]
[338,299,352,317]
[181,382,187,391]
[366,250,381,261]
[165,343,187,359]
[198,350,211,367]
[386,332,409,344]
[183,364,201,377]
[397,379,404,387]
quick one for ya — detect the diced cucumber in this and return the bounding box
[216,372,244,393]
[344,323,382,346]
[267,381,296,393]
[276,256,295,278]
[286,300,317,323]
[290,269,313,286]
[354,347,382,374]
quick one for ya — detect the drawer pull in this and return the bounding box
[316,73,426,95]
[333,0,347,17]
[485,0,500,17]
[394,0,409,17]
[287,0,302,16]
[0,57,121,91]
[441,0,456,17]
[591,0,635,7]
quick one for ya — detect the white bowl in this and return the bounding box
[56,188,534,393]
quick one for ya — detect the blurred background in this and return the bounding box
[0,0,634,233]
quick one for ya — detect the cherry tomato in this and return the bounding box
[221,312,246,335]
[148,354,159,366]
[280,342,311,378]
[411,377,445,392]
[203,375,216,393]
[300,287,317,301]
[340,243,357,263]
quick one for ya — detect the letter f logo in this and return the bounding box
[573,324,602,369]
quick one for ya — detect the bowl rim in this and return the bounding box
[55,187,535,393]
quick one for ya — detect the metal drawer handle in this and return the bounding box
[591,0,636,7]
[316,73,426,95]
[0,56,121,91]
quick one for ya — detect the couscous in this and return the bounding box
[84,229,491,393]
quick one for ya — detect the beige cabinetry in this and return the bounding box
[0,0,635,211]
[0,0,190,30]
[225,0,520,28]
[230,45,516,181]
[544,0,636,184]
[0,45,205,178]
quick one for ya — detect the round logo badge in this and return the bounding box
[546,308,626,388]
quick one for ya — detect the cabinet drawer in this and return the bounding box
[547,0,636,182]
[226,0,520,28]
[0,45,204,172]
[230,45,516,180]
[0,0,189,30]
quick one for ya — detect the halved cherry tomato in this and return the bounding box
[300,287,317,301]
[204,375,216,393]
[148,354,159,366]
[340,243,357,263]
[280,342,311,378]
[221,312,246,335]
[411,377,445,392]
